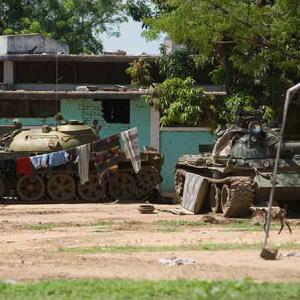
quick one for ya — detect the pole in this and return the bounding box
[263,83,300,248]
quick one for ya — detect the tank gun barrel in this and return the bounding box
[275,141,300,151]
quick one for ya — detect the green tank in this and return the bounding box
[175,95,300,217]
[0,115,163,203]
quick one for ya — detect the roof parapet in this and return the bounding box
[0,34,69,55]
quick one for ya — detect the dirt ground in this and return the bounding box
[0,203,299,283]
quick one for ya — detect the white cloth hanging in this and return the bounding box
[121,127,141,173]
[77,144,90,185]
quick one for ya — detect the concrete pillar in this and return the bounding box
[150,106,160,150]
[3,61,14,84]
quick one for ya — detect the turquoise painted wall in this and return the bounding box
[130,99,151,148]
[61,99,130,138]
[0,117,55,126]
[0,98,151,148]
[159,130,214,193]
[61,99,151,147]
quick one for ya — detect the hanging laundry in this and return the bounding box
[93,135,120,182]
[17,157,31,177]
[93,135,120,153]
[66,148,78,163]
[77,144,90,185]
[121,127,141,173]
[30,154,48,169]
[48,151,69,167]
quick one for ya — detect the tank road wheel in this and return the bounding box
[175,169,185,203]
[210,183,222,213]
[77,174,106,202]
[108,173,136,200]
[221,178,254,218]
[47,174,76,202]
[136,166,162,197]
[16,175,45,202]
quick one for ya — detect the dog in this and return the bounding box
[251,206,292,236]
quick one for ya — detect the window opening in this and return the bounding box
[102,99,130,124]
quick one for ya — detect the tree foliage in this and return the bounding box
[127,0,300,117]
[145,77,217,127]
[158,47,216,84]
[0,0,125,54]
[126,59,153,87]
[221,94,274,124]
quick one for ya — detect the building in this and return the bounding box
[0,34,226,196]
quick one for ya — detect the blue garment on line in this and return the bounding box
[30,154,48,169]
[48,151,69,167]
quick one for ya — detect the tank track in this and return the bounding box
[0,165,162,204]
[223,177,254,218]
[174,168,254,217]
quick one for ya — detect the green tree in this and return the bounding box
[145,77,217,127]
[126,59,153,87]
[127,0,300,115]
[0,0,125,54]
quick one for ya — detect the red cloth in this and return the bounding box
[17,157,32,176]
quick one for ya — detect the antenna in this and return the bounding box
[55,52,59,116]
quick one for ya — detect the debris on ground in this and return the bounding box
[260,248,279,260]
[159,257,196,267]
[285,251,300,258]
[201,214,230,225]
[138,204,155,214]
[157,207,194,215]
[4,279,17,285]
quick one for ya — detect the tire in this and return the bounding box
[210,183,222,213]
[221,178,254,218]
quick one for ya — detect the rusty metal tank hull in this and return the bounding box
[175,105,300,217]
[0,121,163,203]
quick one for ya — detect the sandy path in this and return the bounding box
[0,203,299,283]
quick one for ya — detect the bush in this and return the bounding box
[146,77,216,127]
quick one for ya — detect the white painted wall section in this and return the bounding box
[0,34,69,55]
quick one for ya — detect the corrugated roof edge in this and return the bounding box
[0,54,159,63]
[0,89,226,100]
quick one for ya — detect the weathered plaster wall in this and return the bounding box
[61,99,130,138]
[0,98,152,149]
[159,130,214,193]
[0,117,55,126]
[0,34,69,55]
[130,99,151,148]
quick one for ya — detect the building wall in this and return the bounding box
[0,98,152,149]
[130,99,151,149]
[159,129,214,193]
[61,98,151,147]
[0,116,55,126]
[61,99,130,138]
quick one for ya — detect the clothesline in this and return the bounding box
[2,128,142,186]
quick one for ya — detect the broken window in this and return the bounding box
[0,100,60,118]
[102,99,130,124]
